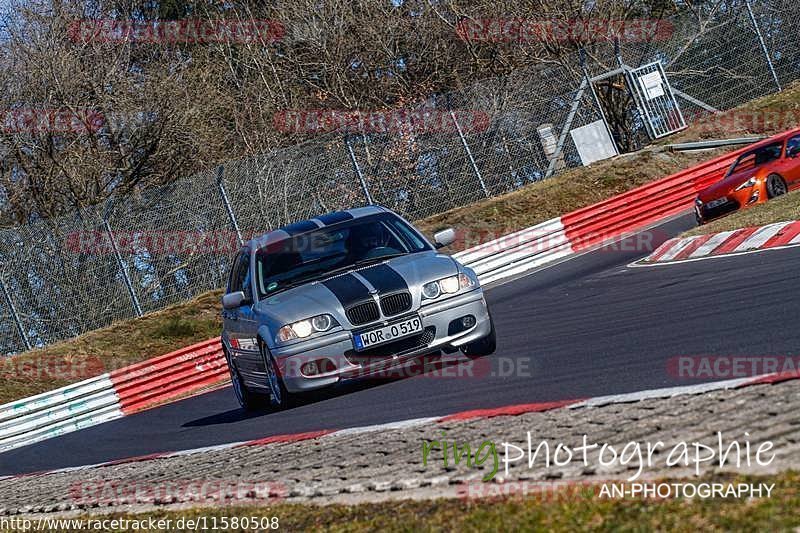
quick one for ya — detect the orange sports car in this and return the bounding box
[695,130,800,224]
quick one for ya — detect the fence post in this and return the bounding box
[102,217,143,318]
[447,97,490,198]
[344,134,374,205]
[745,0,781,92]
[580,48,620,156]
[216,165,244,246]
[0,276,32,351]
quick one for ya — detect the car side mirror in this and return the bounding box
[222,291,248,310]
[433,228,456,249]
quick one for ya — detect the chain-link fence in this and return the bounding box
[1,0,798,355]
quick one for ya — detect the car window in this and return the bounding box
[729,142,783,174]
[786,135,800,157]
[255,213,431,298]
[228,250,252,301]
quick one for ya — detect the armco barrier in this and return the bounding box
[110,338,226,415]
[1,128,795,454]
[0,339,226,453]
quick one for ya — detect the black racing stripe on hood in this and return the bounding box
[358,263,408,294]
[322,274,372,308]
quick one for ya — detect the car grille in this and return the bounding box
[380,292,412,317]
[346,301,380,326]
[345,326,436,365]
[702,199,740,221]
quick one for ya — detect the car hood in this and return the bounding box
[254,251,459,327]
[697,168,757,201]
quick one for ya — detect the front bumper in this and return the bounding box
[696,184,765,223]
[270,289,492,393]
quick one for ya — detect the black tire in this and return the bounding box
[259,340,294,409]
[224,347,270,411]
[461,315,497,358]
[766,174,788,199]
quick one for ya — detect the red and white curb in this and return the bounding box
[638,220,800,265]
[4,370,797,483]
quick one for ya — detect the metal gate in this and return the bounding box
[625,61,686,139]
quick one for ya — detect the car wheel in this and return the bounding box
[259,341,294,409]
[766,174,787,199]
[461,315,497,358]
[224,347,269,411]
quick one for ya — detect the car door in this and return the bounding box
[222,249,263,386]
[222,251,248,349]
[783,134,800,187]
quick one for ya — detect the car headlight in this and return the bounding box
[422,281,441,299]
[422,273,476,300]
[276,314,337,343]
[735,177,757,191]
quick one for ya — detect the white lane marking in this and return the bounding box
[733,222,791,252]
[332,417,440,437]
[688,230,737,258]
[658,237,698,261]
[569,377,757,409]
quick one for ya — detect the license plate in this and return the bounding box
[353,316,423,350]
[707,197,728,209]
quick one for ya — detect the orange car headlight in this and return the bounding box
[734,177,757,191]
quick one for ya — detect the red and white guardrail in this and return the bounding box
[3,127,798,453]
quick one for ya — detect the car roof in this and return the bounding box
[244,205,391,251]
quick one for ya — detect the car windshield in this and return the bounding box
[727,142,783,175]
[255,213,431,298]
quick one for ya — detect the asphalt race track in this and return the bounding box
[3,213,800,476]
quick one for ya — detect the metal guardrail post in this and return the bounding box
[0,277,32,351]
[102,218,143,318]
[745,0,781,92]
[447,99,490,198]
[216,165,244,246]
[545,77,588,180]
[344,135,374,205]
[580,48,620,155]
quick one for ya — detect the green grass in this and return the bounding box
[71,471,799,532]
[682,189,800,238]
[6,81,800,405]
